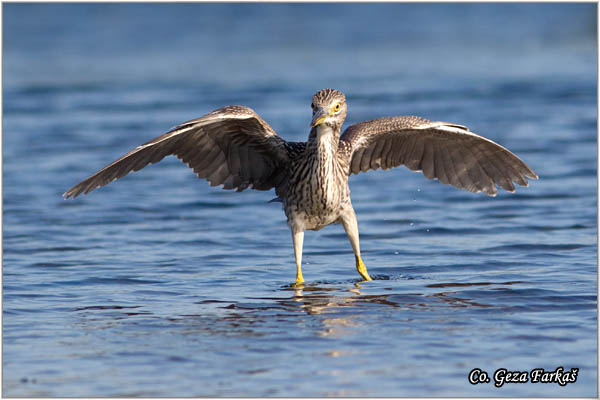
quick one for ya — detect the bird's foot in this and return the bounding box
[292,273,305,288]
[355,256,373,281]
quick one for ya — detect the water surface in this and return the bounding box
[2,3,597,397]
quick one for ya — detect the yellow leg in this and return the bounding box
[356,255,372,281]
[295,268,304,286]
[341,208,373,282]
[292,230,305,286]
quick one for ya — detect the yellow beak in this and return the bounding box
[311,109,331,128]
[311,115,327,128]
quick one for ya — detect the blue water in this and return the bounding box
[2,3,597,397]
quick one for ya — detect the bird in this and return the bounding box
[64,88,538,285]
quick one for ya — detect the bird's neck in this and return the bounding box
[309,124,339,160]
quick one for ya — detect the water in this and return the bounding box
[2,3,597,397]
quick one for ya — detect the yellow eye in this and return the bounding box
[311,103,316,110]
[333,103,341,112]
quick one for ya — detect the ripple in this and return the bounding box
[74,305,143,311]
[481,243,589,252]
[4,245,100,255]
[179,200,242,209]
[425,280,523,288]
[57,277,162,286]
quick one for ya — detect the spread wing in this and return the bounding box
[339,116,538,196]
[64,106,294,199]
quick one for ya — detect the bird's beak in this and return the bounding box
[311,109,329,128]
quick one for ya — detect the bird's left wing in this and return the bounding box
[339,116,538,196]
[64,106,292,199]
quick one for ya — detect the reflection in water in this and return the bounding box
[69,279,510,344]
[282,279,504,314]
[72,280,520,341]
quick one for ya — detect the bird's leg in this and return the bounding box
[292,230,305,286]
[341,210,373,281]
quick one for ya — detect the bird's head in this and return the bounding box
[310,88,347,131]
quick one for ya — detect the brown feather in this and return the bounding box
[340,117,537,195]
[64,105,291,198]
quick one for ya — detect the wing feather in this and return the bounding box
[476,143,515,192]
[360,143,375,172]
[406,134,424,171]
[382,138,396,170]
[421,138,435,179]
[207,161,230,187]
[463,145,494,195]
[369,138,386,170]
[238,145,251,182]
[64,105,292,198]
[442,144,462,189]
[229,144,241,176]
[433,140,450,186]
[471,142,505,193]
[459,145,483,193]
[389,137,402,166]
[192,144,220,177]
[339,116,537,195]
[351,148,363,173]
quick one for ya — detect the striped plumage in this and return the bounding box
[65,88,538,285]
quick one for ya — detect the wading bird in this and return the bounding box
[65,88,537,285]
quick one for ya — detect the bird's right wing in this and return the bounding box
[64,106,293,198]
[339,116,538,196]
